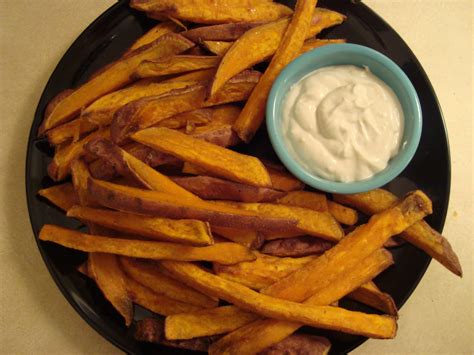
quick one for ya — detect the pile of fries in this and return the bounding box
[36,0,462,353]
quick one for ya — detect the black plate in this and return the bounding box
[25,0,450,354]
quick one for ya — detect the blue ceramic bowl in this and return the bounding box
[266,43,422,194]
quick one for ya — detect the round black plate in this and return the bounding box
[26,1,450,354]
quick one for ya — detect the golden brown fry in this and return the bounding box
[347,281,398,316]
[213,201,343,241]
[39,224,255,264]
[165,305,259,340]
[300,38,346,53]
[333,189,462,276]
[208,249,394,354]
[38,183,78,211]
[263,230,305,241]
[276,190,328,212]
[327,200,358,226]
[46,118,97,145]
[119,257,217,308]
[132,127,272,187]
[88,253,133,326]
[183,22,265,42]
[210,8,345,98]
[70,159,97,207]
[202,41,233,56]
[261,236,333,257]
[160,68,217,83]
[157,108,212,129]
[261,191,432,301]
[47,128,110,181]
[265,165,305,192]
[162,261,397,339]
[88,179,297,231]
[259,335,331,355]
[211,227,263,249]
[111,70,260,143]
[39,33,195,133]
[67,205,213,246]
[213,251,316,290]
[134,56,221,79]
[133,0,293,24]
[126,22,180,54]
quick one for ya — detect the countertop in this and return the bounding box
[0,0,472,354]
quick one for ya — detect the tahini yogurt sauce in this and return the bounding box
[281,65,404,182]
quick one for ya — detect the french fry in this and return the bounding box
[208,249,394,354]
[161,260,397,339]
[182,22,264,42]
[160,67,216,83]
[327,200,358,226]
[88,179,298,231]
[119,257,217,308]
[264,230,305,241]
[211,226,263,249]
[213,201,343,242]
[132,127,272,187]
[261,191,432,301]
[88,253,133,326]
[81,80,195,127]
[47,128,110,181]
[39,224,255,264]
[134,56,221,79]
[70,159,97,207]
[301,38,346,53]
[261,236,333,257]
[125,22,180,54]
[333,189,462,276]
[157,108,212,129]
[233,0,319,142]
[165,305,259,340]
[202,41,233,56]
[213,251,316,290]
[67,206,213,246]
[265,165,305,192]
[276,190,328,212]
[126,276,202,315]
[132,0,293,24]
[38,183,78,211]
[110,70,260,143]
[43,89,74,119]
[259,335,331,355]
[209,8,345,98]
[39,33,195,134]
[46,117,97,145]
[171,176,285,202]
[347,281,398,316]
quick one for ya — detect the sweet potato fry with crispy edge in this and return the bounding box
[171,176,285,202]
[46,117,97,145]
[39,33,195,134]
[301,38,346,53]
[48,128,110,181]
[211,227,263,249]
[160,67,216,83]
[44,89,74,119]
[39,224,255,264]
[134,318,222,351]
[88,253,133,326]
[276,190,328,212]
[157,108,212,129]
[261,236,333,257]
[259,334,331,355]
[126,22,180,54]
[70,159,97,207]
[213,251,316,290]
[111,70,260,143]
[182,22,264,42]
[263,230,305,240]
[134,56,221,79]
[119,257,217,308]
[132,127,271,187]
[233,0,321,142]
[261,191,432,301]
[208,249,394,354]
[213,201,343,242]
[132,1,293,25]
[347,281,398,316]
[88,179,298,231]
[161,260,397,339]
[126,276,202,315]
[333,190,462,276]
[165,305,258,340]
[81,80,196,127]
[84,137,198,199]
[67,206,213,246]
[209,8,345,99]
[327,200,358,226]
[265,165,305,192]
[202,41,233,56]
[38,183,78,211]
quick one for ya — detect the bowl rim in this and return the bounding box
[266,43,422,194]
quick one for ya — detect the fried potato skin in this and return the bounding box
[183,22,264,42]
[347,282,398,316]
[261,236,333,257]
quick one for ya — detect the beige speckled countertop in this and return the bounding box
[1,1,472,354]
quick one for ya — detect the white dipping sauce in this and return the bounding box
[282,65,404,182]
